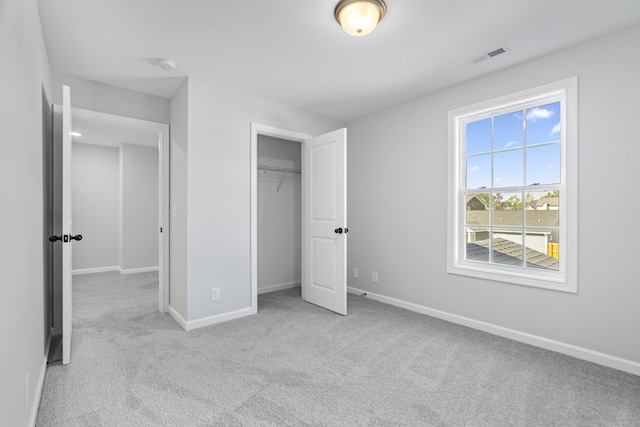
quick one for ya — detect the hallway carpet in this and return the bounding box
[36,272,640,426]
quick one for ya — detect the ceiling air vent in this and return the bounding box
[467,44,511,65]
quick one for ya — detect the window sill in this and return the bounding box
[448,262,577,293]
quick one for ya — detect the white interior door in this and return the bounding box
[61,85,73,365]
[303,128,347,315]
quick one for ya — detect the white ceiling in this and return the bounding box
[72,117,158,148]
[38,0,640,122]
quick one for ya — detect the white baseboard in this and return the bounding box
[72,266,159,276]
[168,305,188,330]
[258,281,300,295]
[120,266,159,275]
[168,305,253,332]
[347,286,640,377]
[72,266,120,275]
[30,329,52,426]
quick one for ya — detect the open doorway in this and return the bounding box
[70,108,170,312]
[48,106,169,362]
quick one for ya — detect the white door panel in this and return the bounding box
[303,128,347,315]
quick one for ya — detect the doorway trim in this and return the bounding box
[250,123,311,314]
[73,107,170,313]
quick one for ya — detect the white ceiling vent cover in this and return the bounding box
[467,45,511,64]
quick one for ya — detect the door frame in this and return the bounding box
[72,108,171,313]
[250,123,311,314]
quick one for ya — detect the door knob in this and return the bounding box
[49,234,82,242]
[334,228,343,234]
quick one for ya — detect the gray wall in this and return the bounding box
[0,0,52,424]
[121,143,159,271]
[171,78,344,323]
[257,135,302,292]
[71,142,159,272]
[169,79,189,317]
[53,72,171,124]
[346,25,640,364]
[72,143,120,270]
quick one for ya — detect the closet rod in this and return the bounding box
[257,165,301,174]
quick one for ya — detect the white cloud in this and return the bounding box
[469,165,480,172]
[494,176,502,183]
[526,108,554,122]
[551,122,561,134]
[504,140,518,148]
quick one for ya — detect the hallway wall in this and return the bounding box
[121,143,159,271]
[72,143,120,270]
[72,143,159,273]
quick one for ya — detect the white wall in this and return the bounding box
[347,25,640,368]
[0,0,52,425]
[257,135,302,292]
[172,78,344,325]
[121,143,159,271]
[72,143,120,270]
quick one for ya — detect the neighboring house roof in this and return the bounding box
[466,196,488,210]
[466,237,559,270]
[465,210,558,227]
[536,197,559,208]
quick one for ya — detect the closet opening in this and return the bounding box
[256,135,302,298]
[250,124,312,314]
[251,123,348,315]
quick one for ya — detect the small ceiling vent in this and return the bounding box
[467,44,511,65]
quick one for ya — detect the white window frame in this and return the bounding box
[447,77,578,293]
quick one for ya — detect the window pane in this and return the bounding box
[492,191,522,226]
[494,149,523,187]
[492,232,524,266]
[494,111,523,150]
[466,118,491,155]
[466,193,490,226]
[525,190,559,226]
[526,144,560,185]
[525,230,559,271]
[466,153,491,189]
[526,102,561,145]
[465,229,490,263]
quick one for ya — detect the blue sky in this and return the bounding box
[466,102,560,189]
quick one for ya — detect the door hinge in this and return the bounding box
[160,227,163,233]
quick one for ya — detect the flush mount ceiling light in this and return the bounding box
[157,59,177,71]
[334,0,386,37]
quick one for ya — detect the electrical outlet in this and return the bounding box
[24,372,29,408]
[353,267,359,278]
[372,271,378,283]
[211,287,220,301]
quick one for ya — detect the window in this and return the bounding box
[448,78,577,292]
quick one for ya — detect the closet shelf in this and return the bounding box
[257,164,301,174]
